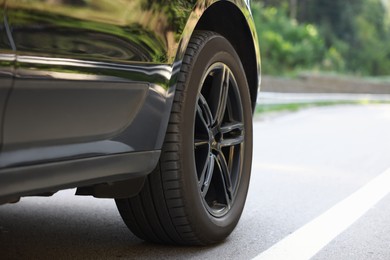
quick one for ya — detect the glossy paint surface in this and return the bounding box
[0,0,260,170]
[0,0,195,167]
[6,0,200,63]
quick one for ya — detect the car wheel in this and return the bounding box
[115,31,253,245]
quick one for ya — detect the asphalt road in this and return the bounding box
[1,104,390,260]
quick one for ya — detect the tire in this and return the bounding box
[115,31,253,245]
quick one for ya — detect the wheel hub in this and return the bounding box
[209,128,221,152]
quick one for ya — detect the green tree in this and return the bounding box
[252,2,327,74]
[254,0,390,75]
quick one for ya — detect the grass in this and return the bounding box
[255,100,390,115]
[286,70,390,84]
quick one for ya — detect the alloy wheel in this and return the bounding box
[194,62,245,217]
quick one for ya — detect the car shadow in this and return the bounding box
[0,190,226,260]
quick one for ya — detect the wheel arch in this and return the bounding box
[194,1,261,111]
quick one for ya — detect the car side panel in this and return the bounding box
[0,0,194,168]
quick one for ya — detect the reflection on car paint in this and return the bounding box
[6,0,195,63]
[0,140,134,168]
[16,55,173,85]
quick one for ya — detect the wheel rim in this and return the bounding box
[194,62,245,218]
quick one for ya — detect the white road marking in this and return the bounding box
[253,167,390,260]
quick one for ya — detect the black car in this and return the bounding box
[0,0,260,245]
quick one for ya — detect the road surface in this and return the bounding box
[1,104,390,259]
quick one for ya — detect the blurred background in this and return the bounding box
[253,0,390,77]
[251,0,390,111]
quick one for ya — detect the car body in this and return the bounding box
[0,0,260,245]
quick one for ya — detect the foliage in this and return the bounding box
[252,3,327,75]
[253,0,390,76]
[256,100,390,115]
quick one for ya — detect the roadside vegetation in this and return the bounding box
[252,0,390,77]
[256,100,390,115]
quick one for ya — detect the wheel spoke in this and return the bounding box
[227,146,235,174]
[194,139,209,148]
[207,65,230,126]
[196,105,209,132]
[220,122,244,134]
[221,135,244,147]
[195,99,211,148]
[215,152,233,205]
[213,66,230,126]
[198,94,213,127]
[200,154,215,197]
[220,122,244,148]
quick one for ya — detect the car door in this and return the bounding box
[0,0,15,153]
[1,0,179,168]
